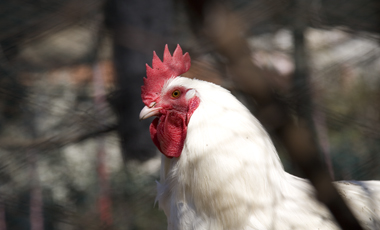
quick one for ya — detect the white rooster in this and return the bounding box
[139,44,380,230]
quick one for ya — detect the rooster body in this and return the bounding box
[140,45,380,230]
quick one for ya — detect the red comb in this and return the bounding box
[141,44,191,105]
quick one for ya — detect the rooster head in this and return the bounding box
[139,45,200,158]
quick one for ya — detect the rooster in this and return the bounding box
[139,45,380,230]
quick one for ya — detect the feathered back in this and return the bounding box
[141,44,191,106]
[152,76,380,230]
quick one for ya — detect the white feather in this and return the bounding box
[155,76,380,230]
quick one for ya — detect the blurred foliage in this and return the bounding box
[0,0,379,229]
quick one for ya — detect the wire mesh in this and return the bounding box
[0,0,379,229]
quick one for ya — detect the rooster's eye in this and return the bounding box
[171,90,181,98]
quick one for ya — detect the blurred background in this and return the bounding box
[0,0,379,229]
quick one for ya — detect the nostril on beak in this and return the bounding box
[149,102,156,108]
[139,104,161,120]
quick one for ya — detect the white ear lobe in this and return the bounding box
[185,89,196,100]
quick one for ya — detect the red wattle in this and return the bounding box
[150,112,186,158]
[149,96,200,158]
[149,118,162,154]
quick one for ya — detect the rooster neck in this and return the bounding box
[157,77,292,229]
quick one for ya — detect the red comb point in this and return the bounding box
[141,44,191,105]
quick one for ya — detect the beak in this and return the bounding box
[139,105,161,120]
